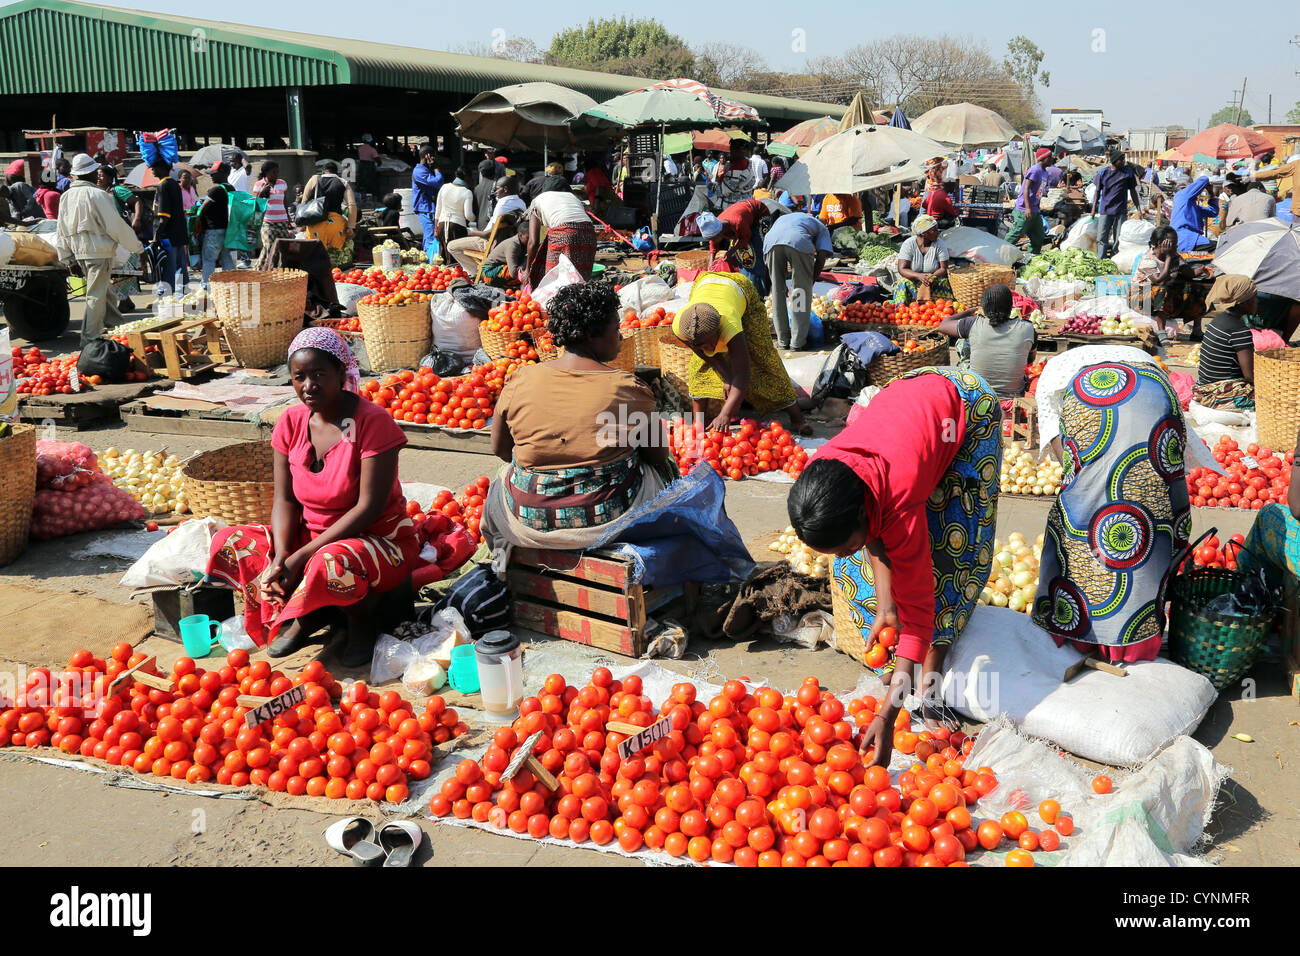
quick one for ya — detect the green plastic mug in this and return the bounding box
[179,614,222,658]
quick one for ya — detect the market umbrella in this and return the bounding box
[453,82,605,160]
[889,107,910,130]
[1212,218,1300,299]
[693,129,736,151]
[124,161,197,187]
[838,92,873,132]
[1034,119,1106,154]
[1174,124,1276,162]
[573,78,762,133]
[189,143,245,167]
[778,123,951,196]
[912,103,1017,149]
[772,116,839,151]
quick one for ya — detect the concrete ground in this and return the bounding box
[0,299,1294,867]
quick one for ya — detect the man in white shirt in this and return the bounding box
[226,153,251,193]
[445,174,527,274]
[663,154,680,179]
[748,147,769,186]
[434,167,476,249]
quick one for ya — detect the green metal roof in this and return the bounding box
[0,0,846,122]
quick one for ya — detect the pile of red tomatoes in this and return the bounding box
[1190,533,1246,570]
[430,668,1076,866]
[361,358,527,430]
[0,644,467,801]
[15,353,88,394]
[621,306,675,330]
[406,476,490,543]
[332,264,465,294]
[669,418,809,481]
[839,300,955,328]
[1187,437,1293,510]
[485,293,546,333]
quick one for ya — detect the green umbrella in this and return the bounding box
[571,78,764,133]
[767,142,798,158]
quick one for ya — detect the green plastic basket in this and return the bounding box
[1167,566,1273,690]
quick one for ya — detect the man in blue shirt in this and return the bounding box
[1090,150,1141,260]
[1005,148,1053,253]
[411,146,444,262]
[763,211,831,350]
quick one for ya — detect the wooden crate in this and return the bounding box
[1006,396,1039,447]
[121,396,268,440]
[126,316,225,380]
[507,547,681,657]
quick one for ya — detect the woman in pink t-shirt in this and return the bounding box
[206,329,423,665]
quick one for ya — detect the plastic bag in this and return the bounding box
[1060,216,1098,253]
[616,275,673,315]
[418,346,466,378]
[643,620,688,659]
[31,476,146,540]
[430,292,482,362]
[772,610,834,650]
[0,232,14,267]
[8,233,57,266]
[121,516,227,588]
[35,440,100,490]
[401,656,447,696]
[334,282,370,317]
[1119,219,1155,246]
[370,633,419,685]
[530,254,583,308]
[218,616,257,652]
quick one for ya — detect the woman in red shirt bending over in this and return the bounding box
[206,329,427,666]
[788,367,1002,766]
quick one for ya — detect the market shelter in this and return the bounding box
[0,0,843,150]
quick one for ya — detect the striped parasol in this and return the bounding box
[772,116,839,150]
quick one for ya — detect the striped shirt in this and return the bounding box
[1197,311,1253,385]
[258,179,288,223]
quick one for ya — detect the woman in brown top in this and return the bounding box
[482,282,675,554]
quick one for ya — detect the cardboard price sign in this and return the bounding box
[243,684,307,728]
[614,714,674,761]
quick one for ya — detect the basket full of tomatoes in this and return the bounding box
[481,293,546,359]
[1187,437,1293,510]
[355,273,434,372]
[620,306,675,367]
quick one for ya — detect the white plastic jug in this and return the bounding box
[475,630,524,716]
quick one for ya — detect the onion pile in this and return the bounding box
[978,533,1043,614]
[100,447,189,515]
[768,526,832,578]
[1000,442,1063,496]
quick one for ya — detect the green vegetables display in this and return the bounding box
[831,229,896,261]
[1020,248,1121,281]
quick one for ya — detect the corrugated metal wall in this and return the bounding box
[0,6,341,95]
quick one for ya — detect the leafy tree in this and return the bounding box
[1004,36,1050,93]
[1287,102,1300,124]
[547,18,696,78]
[1209,105,1254,126]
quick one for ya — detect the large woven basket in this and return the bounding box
[1168,566,1274,690]
[623,324,665,367]
[607,331,638,372]
[866,335,948,385]
[182,441,275,526]
[948,263,1015,310]
[211,269,308,368]
[829,574,869,667]
[479,322,529,361]
[0,424,37,568]
[1253,348,1300,452]
[357,299,431,372]
[675,249,711,273]
[658,331,693,394]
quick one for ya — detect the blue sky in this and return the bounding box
[35,1,1300,129]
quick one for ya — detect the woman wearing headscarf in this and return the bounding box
[787,367,1003,763]
[1194,275,1259,410]
[526,182,596,285]
[892,215,952,304]
[1171,176,1218,253]
[205,328,423,665]
[1030,346,1198,661]
[671,271,811,435]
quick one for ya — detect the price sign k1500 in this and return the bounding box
[615,714,674,761]
[244,684,307,728]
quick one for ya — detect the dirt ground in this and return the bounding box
[0,304,1295,867]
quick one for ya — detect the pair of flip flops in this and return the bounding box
[325,818,423,867]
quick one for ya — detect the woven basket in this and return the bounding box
[623,324,666,367]
[1168,566,1274,690]
[0,424,37,568]
[182,441,275,526]
[357,299,431,372]
[479,322,528,361]
[676,249,711,273]
[866,335,948,385]
[607,331,638,372]
[829,575,869,666]
[948,263,1015,310]
[211,269,308,369]
[658,331,693,394]
[1253,348,1300,452]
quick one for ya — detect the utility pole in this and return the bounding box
[1268,93,1271,124]
[1234,77,1247,126]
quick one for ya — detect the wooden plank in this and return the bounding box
[121,403,264,440]
[512,599,642,657]
[507,568,634,620]
[399,424,496,455]
[511,548,631,589]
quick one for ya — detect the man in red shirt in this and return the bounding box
[698,198,775,295]
[922,182,958,228]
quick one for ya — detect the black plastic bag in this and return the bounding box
[450,282,510,319]
[418,347,467,378]
[810,345,869,406]
[76,337,133,383]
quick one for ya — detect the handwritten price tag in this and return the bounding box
[615,714,674,762]
[244,683,306,729]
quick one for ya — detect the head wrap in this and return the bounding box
[287,327,361,393]
[1035,147,1052,162]
[911,214,938,236]
[673,303,722,346]
[545,161,564,175]
[5,158,26,177]
[696,212,724,239]
[1205,275,1258,314]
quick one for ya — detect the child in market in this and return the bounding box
[379,193,402,228]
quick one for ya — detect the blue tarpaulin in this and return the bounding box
[593,464,754,588]
[840,330,901,365]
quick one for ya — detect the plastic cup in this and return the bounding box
[179,614,222,658]
[448,644,479,694]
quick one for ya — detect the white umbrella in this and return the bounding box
[189,143,246,167]
[911,103,1018,149]
[1213,218,1300,299]
[777,124,951,196]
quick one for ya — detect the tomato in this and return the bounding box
[1091,775,1113,794]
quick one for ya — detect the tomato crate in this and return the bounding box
[507,547,684,657]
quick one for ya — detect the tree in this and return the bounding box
[1209,105,1254,126]
[1004,36,1050,94]
[1287,102,1300,124]
[547,17,696,79]
[455,36,543,63]
[691,42,771,90]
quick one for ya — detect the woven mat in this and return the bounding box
[0,582,153,668]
